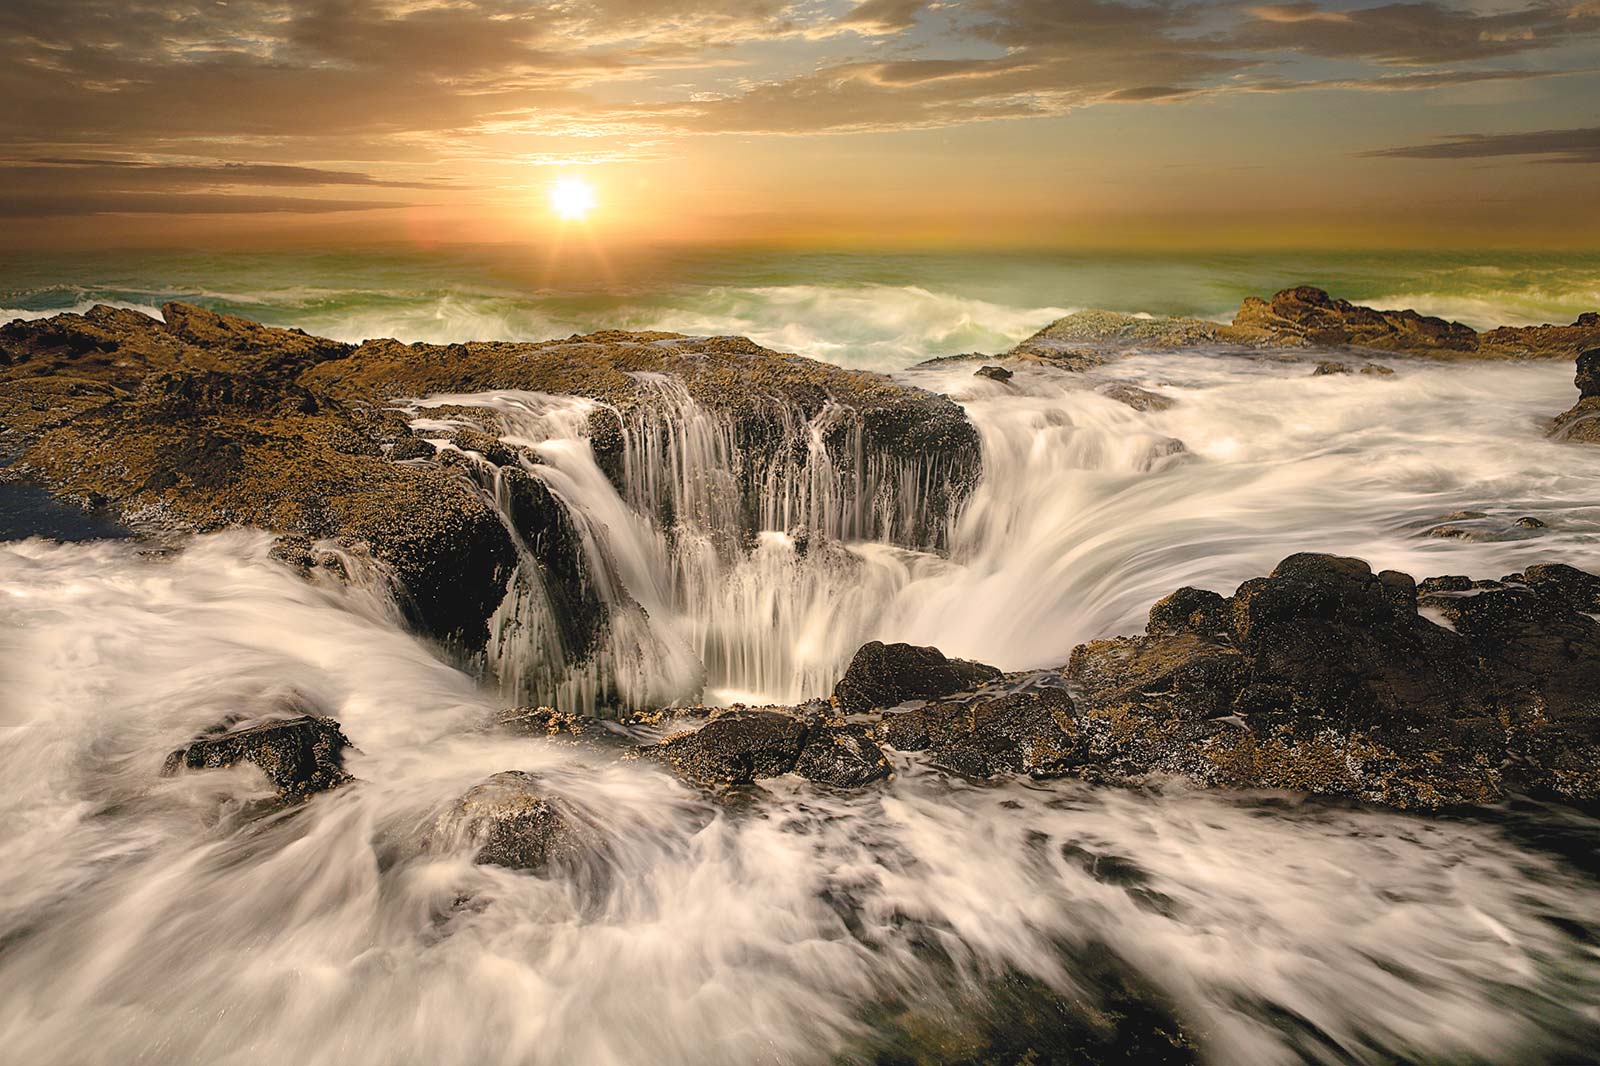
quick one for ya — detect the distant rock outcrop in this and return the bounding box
[927,286,1600,370]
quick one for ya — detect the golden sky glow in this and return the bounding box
[0,1,1597,249]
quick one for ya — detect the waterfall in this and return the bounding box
[402,381,957,713]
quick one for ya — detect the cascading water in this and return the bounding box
[8,346,1600,1065]
[400,352,1600,715]
[402,380,958,712]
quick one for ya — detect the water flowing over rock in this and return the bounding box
[430,770,599,875]
[1,304,983,711]
[161,715,353,798]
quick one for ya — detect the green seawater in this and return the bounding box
[3,246,1597,369]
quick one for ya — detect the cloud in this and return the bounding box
[1366,125,1600,162]
[1234,1,1598,65]
[0,193,405,218]
[838,0,933,34]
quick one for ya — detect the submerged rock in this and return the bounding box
[832,640,1002,714]
[1101,383,1175,412]
[161,715,353,798]
[433,771,598,875]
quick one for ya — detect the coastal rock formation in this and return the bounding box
[633,555,1600,811]
[1065,553,1600,810]
[955,287,1600,369]
[1,303,982,662]
[161,715,353,798]
[1551,346,1600,443]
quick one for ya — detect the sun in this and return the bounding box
[549,176,597,221]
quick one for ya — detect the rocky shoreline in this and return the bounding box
[5,290,1600,821]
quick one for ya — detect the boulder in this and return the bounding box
[793,723,893,787]
[433,770,595,874]
[646,711,809,786]
[833,641,1002,714]
[161,715,353,797]
[1145,586,1230,636]
[974,365,1013,382]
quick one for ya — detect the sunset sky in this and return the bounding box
[3,0,1598,249]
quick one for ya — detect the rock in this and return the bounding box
[1520,563,1600,613]
[646,711,809,786]
[1054,552,1600,810]
[1361,363,1396,376]
[450,428,519,467]
[1577,346,1600,399]
[920,689,1083,778]
[1515,516,1547,529]
[161,715,353,798]
[496,705,596,738]
[833,640,1002,714]
[433,770,595,874]
[1312,361,1352,376]
[1146,586,1230,636]
[793,723,892,787]
[1552,348,1600,443]
[1101,384,1175,411]
[974,365,1013,382]
[387,434,435,461]
[1013,288,1595,360]
[1231,287,1479,354]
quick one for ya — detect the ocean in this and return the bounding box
[4,246,1599,368]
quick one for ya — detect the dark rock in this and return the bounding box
[1515,515,1547,529]
[793,723,892,787]
[1146,586,1230,636]
[1234,287,1479,354]
[1578,346,1600,399]
[1360,363,1396,376]
[433,770,596,874]
[1056,552,1600,809]
[974,365,1013,382]
[923,689,1082,778]
[647,711,808,786]
[833,640,1001,714]
[1522,562,1600,612]
[878,688,1081,778]
[1101,383,1175,411]
[1312,361,1352,376]
[161,715,352,797]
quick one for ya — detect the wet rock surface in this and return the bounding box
[161,715,353,798]
[432,770,597,875]
[1,303,983,653]
[1552,346,1600,443]
[1064,553,1600,810]
[833,640,1003,715]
